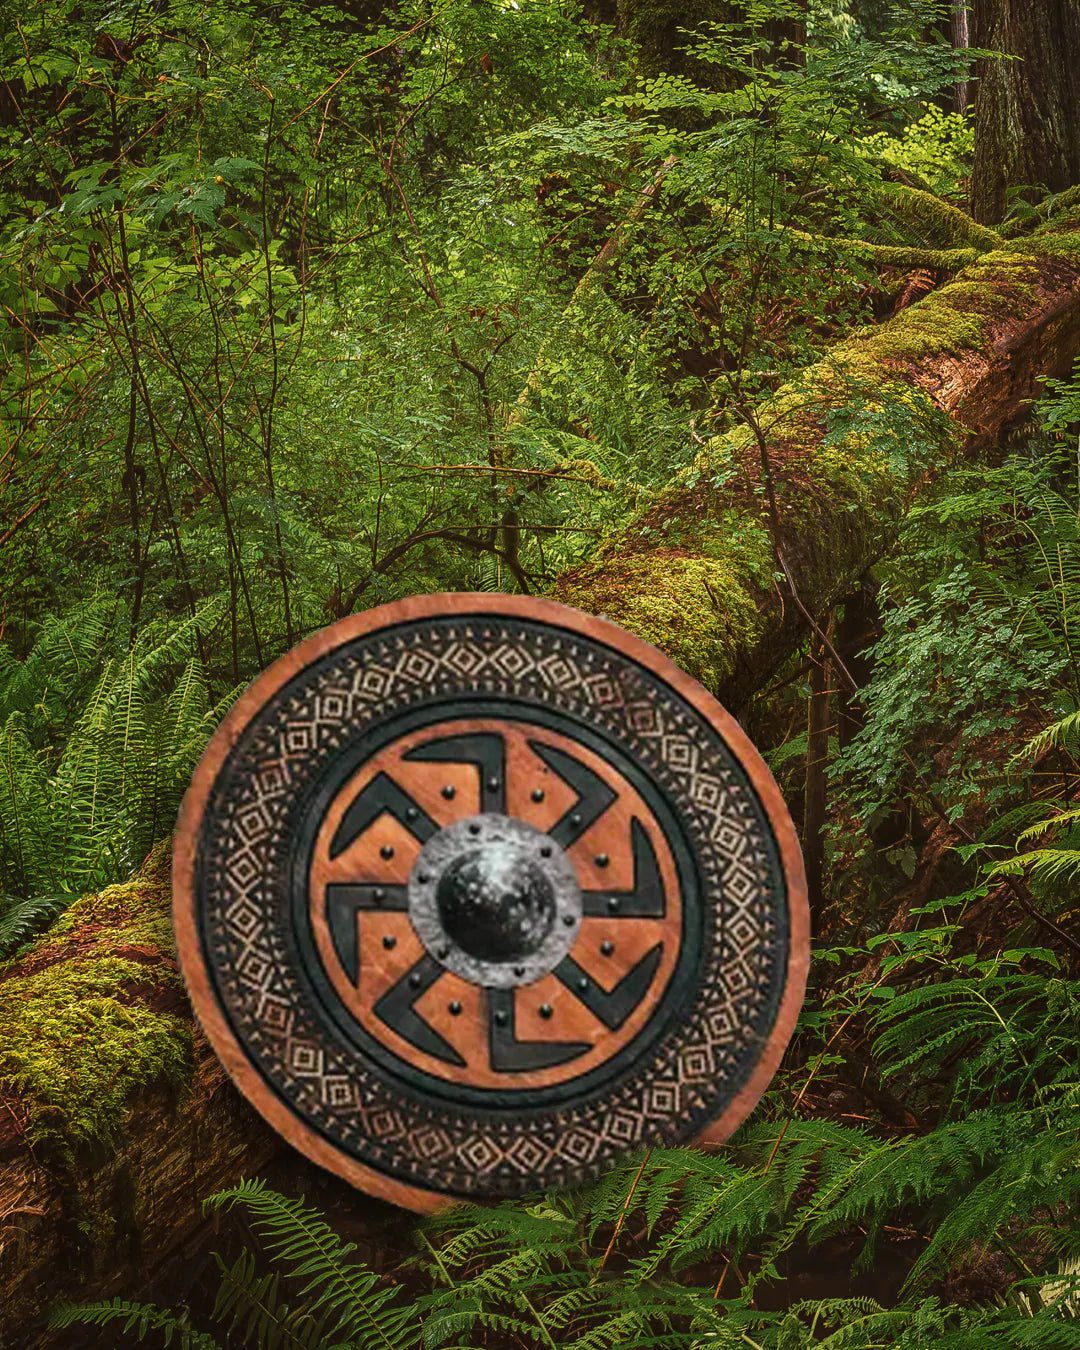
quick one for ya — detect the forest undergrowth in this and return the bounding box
[1,0,1078,1344]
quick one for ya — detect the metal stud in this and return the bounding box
[595,853,609,868]
[539,1004,553,1020]
[380,844,394,860]
[449,1000,462,1016]
[531,788,545,803]
[601,940,615,956]
[382,934,397,950]
[442,784,456,800]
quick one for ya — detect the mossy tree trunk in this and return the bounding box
[971,0,1080,223]
[0,853,278,1340]
[555,220,1080,711]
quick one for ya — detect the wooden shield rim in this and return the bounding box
[173,592,810,1214]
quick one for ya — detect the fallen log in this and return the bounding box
[3,215,1080,1342]
[0,849,278,1341]
[555,215,1080,709]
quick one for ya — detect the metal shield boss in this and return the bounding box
[173,595,808,1212]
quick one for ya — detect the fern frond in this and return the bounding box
[1018,708,1080,761]
[207,1179,419,1348]
[991,848,1080,884]
[0,891,73,959]
[48,1296,220,1348]
[211,1251,336,1350]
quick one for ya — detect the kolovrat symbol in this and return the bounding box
[173,595,808,1212]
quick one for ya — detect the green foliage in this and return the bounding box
[0,0,981,682]
[833,449,1080,879]
[860,106,974,198]
[0,599,228,947]
[54,1178,419,1350]
[206,1180,420,1349]
[51,863,1080,1345]
[0,891,73,960]
[49,1298,219,1349]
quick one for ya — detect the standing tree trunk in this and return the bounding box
[953,1,971,112]
[615,0,742,84]
[972,0,1080,223]
[803,630,832,917]
[615,0,803,83]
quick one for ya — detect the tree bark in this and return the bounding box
[953,1,971,112]
[971,0,1080,223]
[555,215,1080,712]
[0,852,278,1341]
[803,629,832,916]
[614,1,803,83]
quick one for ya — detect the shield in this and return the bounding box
[173,595,808,1212]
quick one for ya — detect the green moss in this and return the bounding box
[46,852,175,955]
[562,547,767,692]
[826,237,1057,371]
[0,853,190,1160]
[1040,228,1080,261]
[880,183,1003,252]
[793,231,981,271]
[0,960,189,1155]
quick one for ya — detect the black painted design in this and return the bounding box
[488,988,590,1072]
[373,954,466,1067]
[531,741,617,849]
[404,733,507,814]
[326,731,665,1049]
[325,883,407,982]
[554,947,664,1030]
[582,820,665,918]
[330,773,438,858]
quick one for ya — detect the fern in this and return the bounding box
[48,1297,221,1348]
[206,1179,419,1349]
[0,891,74,959]
[211,1250,342,1350]
[0,602,227,914]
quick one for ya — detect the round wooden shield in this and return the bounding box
[173,595,808,1212]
